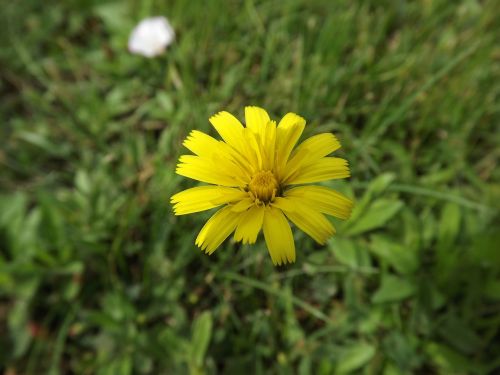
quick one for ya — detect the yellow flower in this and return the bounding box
[171,107,353,265]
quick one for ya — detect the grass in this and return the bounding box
[1,0,499,373]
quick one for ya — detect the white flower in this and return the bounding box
[128,16,175,57]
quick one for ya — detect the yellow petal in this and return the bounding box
[284,186,353,220]
[195,206,240,254]
[183,130,220,157]
[209,111,245,150]
[272,197,335,245]
[261,120,277,170]
[230,197,255,212]
[245,106,270,135]
[171,186,247,215]
[233,205,265,244]
[275,113,306,178]
[176,155,246,186]
[183,135,252,184]
[263,206,296,265]
[182,130,253,181]
[284,157,350,185]
[242,108,276,170]
[283,133,341,181]
[241,128,262,171]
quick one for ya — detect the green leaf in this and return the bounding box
[38,192,70,259]
[483,280,500,300]
[348,173,396,224]
[75,170,92,195]
[190,311,213,369]
[382,332,421,372]
[101,356,133,375]
[369,173,397,195]
[369,235,418,274]
[93,2,131,33]
[437,315,482,355]
[437,203,461,249]
[425,342,484,374]
[346,199,403,236]
[336,343,376,374]
[17,130,69,157]
[372,275,416,303]
[0,192,27,226]
[329,237,371,269]
[8,299,32,358]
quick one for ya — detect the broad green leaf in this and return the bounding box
[336,343,376,373]
[383,363,405,375]
[348,173,396,224]
[402,208,421,252]
[0,193,31,257]
[421,208,437,248]
[94,2,131,33]
[425,342,483,374]
[372,275,416,303]
[75,170,92,195]
[484,280,500,300]
[369,235,418,274]
[382,332,421,372]
[329,237,371,269]
[359,307,383,334]
[346,199,403,236]
[469,231,500,268]
[437,315,482,355]
[99,356,132,375]
[437,203,461,249]
[190,311,213,369]
[369,173,396,195]
[9,300,32,358]
[38,192,69,258]
[17,130,69,157]
[0,192,27,226]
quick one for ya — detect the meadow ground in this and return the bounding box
[1,0,499,374]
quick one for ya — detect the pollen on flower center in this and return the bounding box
[248,170,279,203]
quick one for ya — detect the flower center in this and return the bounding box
[248,170,279,203]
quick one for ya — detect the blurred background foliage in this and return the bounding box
[1,0,499,374]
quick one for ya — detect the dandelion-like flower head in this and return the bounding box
[171,107,353,265]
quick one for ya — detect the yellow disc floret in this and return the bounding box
[248,170,279,203]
